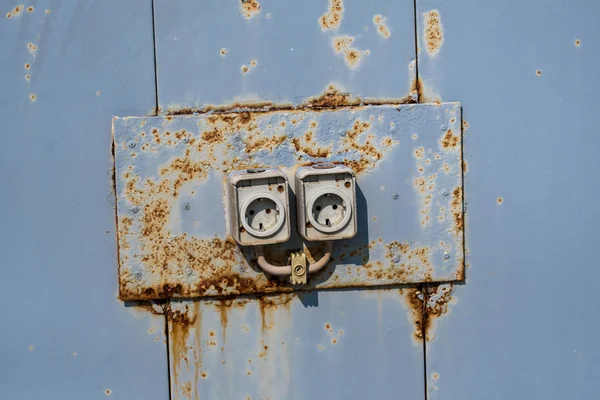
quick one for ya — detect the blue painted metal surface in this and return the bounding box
[154,0,417,111]
[0,1,168,398]
[416,0,600,398]
[168,290,424,399]
[113,104,464,300]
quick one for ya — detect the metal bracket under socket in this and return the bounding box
[226,168,291,246]
[295,164,357,241]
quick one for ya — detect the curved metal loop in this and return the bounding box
[255,241,333,277]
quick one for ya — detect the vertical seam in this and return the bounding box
[151,0,160,115]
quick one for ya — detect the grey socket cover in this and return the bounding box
[226,169,291,246]
[296,164,357,241]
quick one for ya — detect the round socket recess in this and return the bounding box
[307,188,352,233]
[241,193,285,238]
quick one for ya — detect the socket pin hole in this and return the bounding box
[249,210,255,215]
[316,205,322,211]
[345,181,351,188]
[266,209,271,214]
[277,185,284,193]
[332,205,338,210]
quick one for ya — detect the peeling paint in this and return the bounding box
[423,10,444,57]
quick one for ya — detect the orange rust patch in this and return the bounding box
[373,15,391,38]
[497,197,503,204]
[258,293,295,334]
[451,187,463,236]
[575,39,581,46]
[424,284,453,341]
[319,0,343,31]
[220,48,228,56]
[27,6,33,12]
[400,288,425,342]
[423,10,443,57]
[240,0,261,19]
[440,129,459,149]
[241,65,249,74]
[332,35,354,53]
[29,94,36,102]
[344,49,367,69]
[24,63,30,69]
[414,146,424,159]
[535,69,542,76]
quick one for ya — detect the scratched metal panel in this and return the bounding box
[153,0,417,112]
[113,103,464,300]
[416,1,600,399]
[0,1,168,398]
[168,289,424,399]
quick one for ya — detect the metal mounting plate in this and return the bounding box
[113,103,464,300]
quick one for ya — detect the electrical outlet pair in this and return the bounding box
[226,164,357,246]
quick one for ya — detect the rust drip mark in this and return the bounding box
[373,15,391,38]
[319,0,343,31]
[240,0,261,19]
[423,10,443,57]
[169,302,202,400]
[214,299,232,343]
[424,284,454,341]
[258,293,295,334]
[400,288,425,342]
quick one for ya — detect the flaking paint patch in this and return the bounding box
[424,283,454,341]
[423,10,443,57]
[240,0,261,19]
[6,4,24,18]
[319,0,343,31]
[331,35,369,69]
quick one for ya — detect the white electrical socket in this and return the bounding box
[295,164,357,241]
[226,168,291,246]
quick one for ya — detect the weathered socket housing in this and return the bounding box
[295,164,357,241]
[226,168,291,246]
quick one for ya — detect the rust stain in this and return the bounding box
[214,299,232,343]
[497,197,503,204]
[451,187,463,236]
[424,284,454,341]
[330,35,368,69]
[29,94,36,102]
[400,288,425,342]
[373,15,391,38]
[241,65,249,74]
[319,0,343,31]
[104,389,112,396]
[423,10,444,57]
[575,39,581,46]
[6,4,23,18]
[27,41,37,56]
[365,241,434,281]
[536,69,542,76]
[440,129,459,149]
[24,63,30,69]
[240,0,261,19]
[27,6,33,12]
[169,301,202,400]
[220,48,228,56]
[258,293,295,334]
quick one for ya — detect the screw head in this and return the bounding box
[184,203,190,211]
[392,193,399,200]
[127,139,136,148]
[134,271,142,279]
[182,137,189,143]
[287,132,294,139]
[442,190,449,197]
[185,268,193,276]
[443,252,451,260]
[130,206,140,214]
[391,256,400,264]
